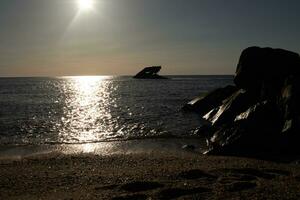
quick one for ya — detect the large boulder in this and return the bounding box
[185,46,300,155]
[234,47,300,100]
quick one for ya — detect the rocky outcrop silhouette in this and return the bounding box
[184,47,300,155]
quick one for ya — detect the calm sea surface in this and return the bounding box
[0,76,233,146]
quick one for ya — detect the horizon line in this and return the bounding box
[0,74,235,78]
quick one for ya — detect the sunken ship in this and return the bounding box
[133,66,168,79]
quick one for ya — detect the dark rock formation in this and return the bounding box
[203,89,257,126]
[205,101,282,155]
[182,85,237,115]
[133,66,168,79]
[234,47,300,94]
[184,46,300,155]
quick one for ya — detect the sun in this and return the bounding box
[77,0,94,11]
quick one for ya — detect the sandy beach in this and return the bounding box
[1,146,300,200]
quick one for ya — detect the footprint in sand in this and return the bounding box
[223,181,257,192]
[111,194,148,200]
[156,187,211,199]
[95,184,118,190]
[217,174,257,184]
[210,168,291,192]
[178,169,217,180]
[211,168,290,180]
[103,181,164,200]
[120,181,164,192]
[262,169,291,176]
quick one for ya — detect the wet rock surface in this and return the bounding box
[184,46,300,155]
[182,85,238,115]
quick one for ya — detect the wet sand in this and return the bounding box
[1,148,300,200]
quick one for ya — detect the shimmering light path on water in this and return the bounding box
[0,76,233,146]
[59,76,114,143]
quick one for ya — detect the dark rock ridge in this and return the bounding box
[184,47,300,155]
[182,85,238,116]
[133,66,168,79]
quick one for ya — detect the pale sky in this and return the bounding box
[0,0,300,76]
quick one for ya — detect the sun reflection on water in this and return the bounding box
[59,76,115,144]
[81,143,96,153]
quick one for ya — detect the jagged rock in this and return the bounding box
[182,85,237,115]
[278,76,300,152]
[205,101,282,155]
[203,89,257,126]
[280,76,300,133]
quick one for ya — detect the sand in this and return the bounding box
[1,149,300,200]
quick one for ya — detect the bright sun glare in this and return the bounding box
[77,0,94,11]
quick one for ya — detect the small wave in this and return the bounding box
[0,134,205,147]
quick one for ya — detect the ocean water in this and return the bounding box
[0,76,233,147]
